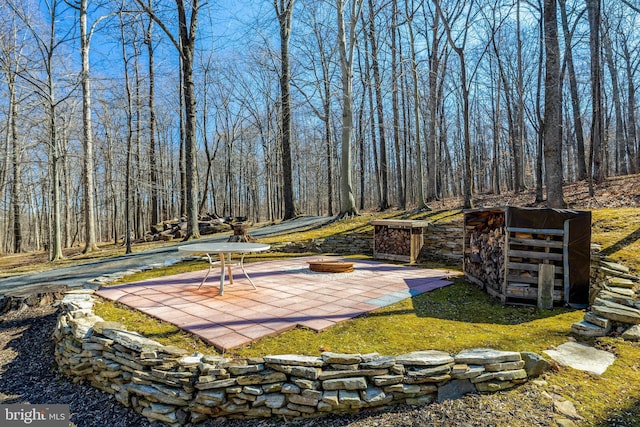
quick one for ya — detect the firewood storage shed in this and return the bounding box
[463,207,591,308]
[372,219,430,264]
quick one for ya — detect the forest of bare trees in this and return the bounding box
[0,0,639,257]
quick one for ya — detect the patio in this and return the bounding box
[95,256,455,351]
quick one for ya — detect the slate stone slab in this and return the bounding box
[543,342,615,375]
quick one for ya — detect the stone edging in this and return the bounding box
[54,290,550,426]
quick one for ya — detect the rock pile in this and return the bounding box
[572,251,640,340]
[54,291,549,426]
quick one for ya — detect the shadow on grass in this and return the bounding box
[600,226,640,257]
[593,399,640,427]
[367,278,576,326]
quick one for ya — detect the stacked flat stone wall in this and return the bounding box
[272,221,465,265]
[274,232,373,255]
[54,291,549,426]
[419,220,464,264]
[572,250,640,339]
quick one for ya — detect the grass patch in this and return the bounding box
[90,207,640,426]
[230,278,581,358]
[93,300,213,354]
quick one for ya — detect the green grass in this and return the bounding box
[92,207,640,426]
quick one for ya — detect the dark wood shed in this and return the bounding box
[463,207,591,308]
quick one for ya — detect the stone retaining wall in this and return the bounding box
[419,220,464,264]
[54,290,549,426]
[273,221,465,265]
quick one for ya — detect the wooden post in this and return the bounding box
[538,264,555,309]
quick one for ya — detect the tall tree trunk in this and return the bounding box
[603,26,626,176]
[425,4,440,204]
[587,0,604,184]
[146,5,160,226]
[120,10,133,254]
[408,0,428,208]
[9,75,22,253]
[621,36,638,173]
[274,0,298,219]
[491,56,502,195]
[337,0,363,217]
[511,0,526,191]
[367,0,389,210]
[391,0,405,209]
[559,0,587,180]
[543,0,565,207]
[80,0,98,253]
[361,24,382,205]
[534,2,545,203]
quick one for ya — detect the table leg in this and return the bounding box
[219,253,226,295]
[198,253,214,290]
[239,253,258,290]
[226,253,234,284]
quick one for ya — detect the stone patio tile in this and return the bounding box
[235,323,280,340]
[212,332,253,351]
[96,256,453,350]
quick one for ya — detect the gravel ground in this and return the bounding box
[0,303,560,427]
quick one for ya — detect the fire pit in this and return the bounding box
[307,259,355,273]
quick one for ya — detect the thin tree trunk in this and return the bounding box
[513,0,526,191]
[559,0,587,180]
[587,0,604,184]
[603,27,626,176]
[425,4,439,205]
[391,0,405,209]
[9,75,22,253]
[146,5,160,226]
[622,37,638,173]
[367,0,389,211]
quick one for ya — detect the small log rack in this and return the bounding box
[371,220,430,264]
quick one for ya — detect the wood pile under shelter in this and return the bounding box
[463,207,591,308]
[371,219,430,264]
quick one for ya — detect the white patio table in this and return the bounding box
[178,242,270,295]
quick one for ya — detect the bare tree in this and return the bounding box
[0,22,23,253]
[66,0,104,253]
[587,0,603,185]
[433,0,476,209]
[558,0,587,181]
[336,0,363,217]
[366,0,389,211]
[145,0,160,226]
[543,0,565,207]
[274,0,298,219]
[136,0,201,239]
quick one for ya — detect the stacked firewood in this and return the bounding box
[464,211,506,291]
[374,226,411,256]
[144,214,232,242]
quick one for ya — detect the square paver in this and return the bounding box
[95,256,455,351]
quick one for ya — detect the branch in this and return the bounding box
[621,0,640,14]
[133,0,181,54]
